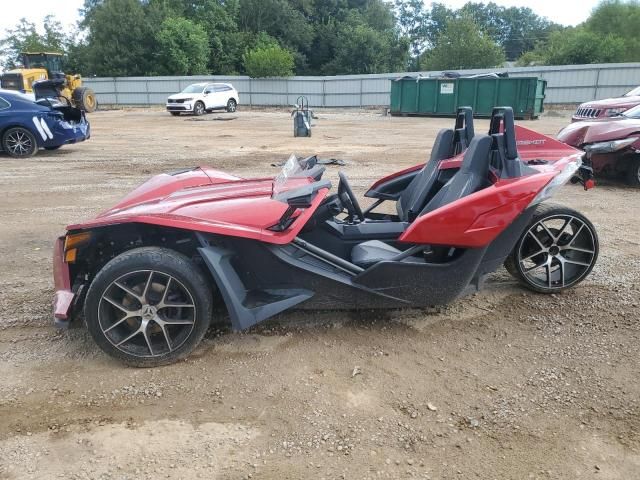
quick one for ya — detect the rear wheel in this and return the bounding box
[226,98,237,113]
[2,127,38,158]
[193,101,205,116]
[72,87,97,113]
[626,157,640,187]
[505,203,598,293]
[84,247,212,367]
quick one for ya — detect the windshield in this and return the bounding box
[273,155,304,196]
[624,86,640,97]
[623,104,640,118]
[181,84,205,94]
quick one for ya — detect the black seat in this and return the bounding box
[351,240,402,268]
[488,107,538,179]
[395,107,475,222]
[420,134,493,215]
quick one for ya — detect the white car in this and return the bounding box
[166,83,239,116]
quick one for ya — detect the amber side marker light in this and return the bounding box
[64,232,91,263]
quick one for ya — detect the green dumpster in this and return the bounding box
[390,76,546,120]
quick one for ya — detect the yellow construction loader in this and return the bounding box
[0,52,97,112]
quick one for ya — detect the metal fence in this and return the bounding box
[84,62,640,108]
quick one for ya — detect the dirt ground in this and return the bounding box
[0,108,638,480]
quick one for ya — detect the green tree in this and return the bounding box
[420,16,505,70]
[243,44,295,77]
[584,0,640,61]
[534,28,626,65]
[155,17,209,75]
[0,16,68,70]
[394,0,429,67]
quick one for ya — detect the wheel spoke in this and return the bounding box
[141,271,154,301]
[103,313,138,333]
[561,257,592,267]
[556,217,574,240]
[527,230,547,250]
[546,264,552,287]
[102,296,133,314]
[522,248,547,263]
[114,281,143,303]
[562,245,594,255]
[142,323,154,356]
[116,327,142,347]
[157,322,173,352]
[523,259,547,273]
[539,222,557,242]
[567,224,585,246]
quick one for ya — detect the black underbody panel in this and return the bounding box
[194,208,534,331]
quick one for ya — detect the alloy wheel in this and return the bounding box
[517,214,597,290]
[6,129,34,156]
[98,270,196,358]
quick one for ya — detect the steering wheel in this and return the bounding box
[338,172,364,222]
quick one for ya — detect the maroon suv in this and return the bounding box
[572,86,640,122]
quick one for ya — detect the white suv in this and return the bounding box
[166,83,239,116]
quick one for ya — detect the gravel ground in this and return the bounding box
[0,108,638,479]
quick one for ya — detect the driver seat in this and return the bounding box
[395,107,475,222]
[351,134,492,269]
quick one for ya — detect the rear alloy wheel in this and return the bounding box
[2,127,38,158]
[505,204,598,293]
[85,247,212,367]
[226,98,237,113]
[626,157,640,187]
[193,101,205,116]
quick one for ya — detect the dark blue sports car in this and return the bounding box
[0,90,90,158]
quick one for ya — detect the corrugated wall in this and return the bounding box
[84,63,640,107]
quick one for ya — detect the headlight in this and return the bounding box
[605,107,627,117]
[530,157,582,206]
[584,136,638,154]
[181,97,193,102]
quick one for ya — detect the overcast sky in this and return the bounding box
[0,0,602,37]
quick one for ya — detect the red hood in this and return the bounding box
[578,96,640,110]
[66,167,319,243]
[557,117,640,146]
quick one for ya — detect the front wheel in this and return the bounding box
[193,101,205,116]
[505,203,598,293]
[84,247,213,367]
[226,99,237,113]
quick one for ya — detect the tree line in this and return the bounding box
[1,0,639,77]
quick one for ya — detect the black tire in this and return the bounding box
[169,112,181,117]
[44,145,62,151]
[226,98,237,113]
[626,157,640,187]
[2,127,38,158]
[84,247,213,367]
[193,101,205,116]
[72,87,97,113]
[504,203,599,294]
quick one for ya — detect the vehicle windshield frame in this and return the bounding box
[624,86,640,97]
[622,104,640,118]
[181,84,206,94]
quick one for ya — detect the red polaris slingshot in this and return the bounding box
[53,107,599,366]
